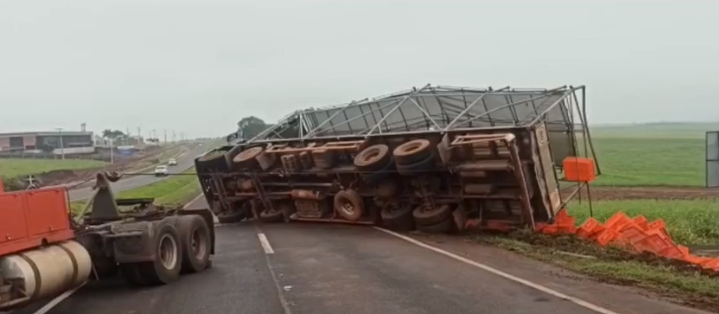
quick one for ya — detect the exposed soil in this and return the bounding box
[561,185,719,201]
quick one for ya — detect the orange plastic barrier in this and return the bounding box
[537,209,719,271]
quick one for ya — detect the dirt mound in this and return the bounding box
[561,185,719,200]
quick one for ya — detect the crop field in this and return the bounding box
[588,137,705,186]
[564,122,719,246]
[0,158,105,179]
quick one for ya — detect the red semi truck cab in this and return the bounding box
[0,185,76,257]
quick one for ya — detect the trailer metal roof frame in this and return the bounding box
[247,84,589,145]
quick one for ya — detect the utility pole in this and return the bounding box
[137,127,141,145]
[164,130,167,144]
[55,128,65,160]
[172,131,176,143]
[109,138,114,164]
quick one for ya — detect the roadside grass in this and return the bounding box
[0,158,105,179]
[567,199,719,245]
[70,167,201,215]
[476,233,719,312]
[117,168,201,206]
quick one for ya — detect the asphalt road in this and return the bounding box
[67,142,209,201]
[22,197,711,314]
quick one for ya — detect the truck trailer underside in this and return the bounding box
[196,84,598,233]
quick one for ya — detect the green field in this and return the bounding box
[588,137,705,186]
[566,123,719,244]
[581,123,713,187]
[0,158,105,179]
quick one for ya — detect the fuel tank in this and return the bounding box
[0,240,92,310]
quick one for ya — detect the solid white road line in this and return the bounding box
[373,227,622,314]
[257,233,275,254]
[32,282,86,314]
[183,193,205,209]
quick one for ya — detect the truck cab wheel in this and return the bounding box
[139,222,184,285]
[177,215,212,274]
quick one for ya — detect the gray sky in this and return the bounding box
[1,0,718,138]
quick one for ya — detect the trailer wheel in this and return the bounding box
[216,201,249,224]
[259,204,285,223]
[233,146,264,168]
[381,204,415,231]
[417,216,454,234]
[413,204,453,226]
[354,144,391,171]
[393,139,431,165]
[177,215,211,273]
[120,263,151,287]
[140,222,183,285]
[333,190,364,222]
[396,152,435,175]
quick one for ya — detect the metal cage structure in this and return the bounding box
[248,84,597,169]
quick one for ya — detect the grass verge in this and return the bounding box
[567,199,719,245]
[70,167,201,215]
[0,158,105,179]
[475,231,719,312]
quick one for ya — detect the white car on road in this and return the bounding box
[168,158,178,166]
[154,165,169,176]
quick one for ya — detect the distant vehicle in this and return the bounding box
[168,158,178,166]
[154,165,168,176]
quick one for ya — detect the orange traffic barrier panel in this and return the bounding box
[533,209,718,273]
[562,157,596,182]
[702,257,719,271]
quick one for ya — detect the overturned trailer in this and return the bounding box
[195,84,599,232]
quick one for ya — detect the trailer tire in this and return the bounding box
[361,160,396,185]
[333,190,364,222]
[140,222,183,285]
[259,205,285,223]
[233,146,264,168]
[413,204,453,226]
[177,215,211,273]
[380,205,414,225]
[196,149,230,170]
[397,152,435,175]
[216,210,246,224]
[393,139,432,165]
[417,216,454,234]
[216,201,249,224]
[381,205,415,231]
[120,263,151,287]
[354,144,391,171]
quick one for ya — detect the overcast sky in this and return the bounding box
[1,0,717,138]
